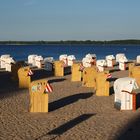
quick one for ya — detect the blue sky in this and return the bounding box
[0,0,140,41]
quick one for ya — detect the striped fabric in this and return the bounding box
[28,69,34,76]
[45,83,53,93]
[107,73,112,79]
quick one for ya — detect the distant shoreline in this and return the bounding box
[0,39,140,45]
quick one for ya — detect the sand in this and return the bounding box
[0,68,140,140]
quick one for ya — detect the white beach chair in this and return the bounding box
[28,54,38,66]
[106,55,115,67]
[67,55,76,66]
[5,57,15,72]
[59,54,68,66]
[0,54,11,69]
[114,77,139,110]
[96,59,107,72]
[34,55,44,68]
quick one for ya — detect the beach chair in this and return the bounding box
[59,54,68,66]
[96,71,110,96]
[67,55,76,66]
[5,57,15,72]
[18,66,31,88]
[29,79,49,112]
[34,55,44,68]
[116,53,128,70]
[0,54,10,69]
[96,59,107,72]
[82,66,97,88]
[106,55,115,68]
[28,54,37,66]
[114,77,139,110]
[82,53,96,68]
[71,62,82,81]
[54,60,71,76]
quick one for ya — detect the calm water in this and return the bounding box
[0,44,140,61]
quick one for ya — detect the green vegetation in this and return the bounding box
[0,39,140,45]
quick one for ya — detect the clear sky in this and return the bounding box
[0,0,140,41]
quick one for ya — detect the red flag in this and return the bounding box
[107,73,112,79]
[45,83,53,93]
[27,69,33,76]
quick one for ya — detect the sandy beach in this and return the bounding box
[0,67,140,140]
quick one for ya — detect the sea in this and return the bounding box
[0,44,140,61]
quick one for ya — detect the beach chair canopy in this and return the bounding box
[82,57,92,67]
[35,55,43,61]
[116,53,128,63]
[96,59,107,66]
[85,53,96,59]
[67,55,76,66]
[59,54,68,66]
[59,54,68,61]
[82,57,90,67]
[114,77,139,95]
[119,56,128,63]
[6,57,15,64]
[68,55,76,60]
[0,54,11,59]
[28,54,38,65]
[106,55,115,60]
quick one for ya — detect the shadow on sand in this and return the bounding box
[0,71,27,98]
[109,69,120,73]
[49,92,93,112]
[116,116,140,140]
[107,77,118,82]
[48,78,66,83]
[109,86,114,95]
[48,114,95,135]
[116,93,140,140]
[36,114,95,139]
[0,71,17,90]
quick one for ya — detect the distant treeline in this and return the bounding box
[0,39,140,45]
